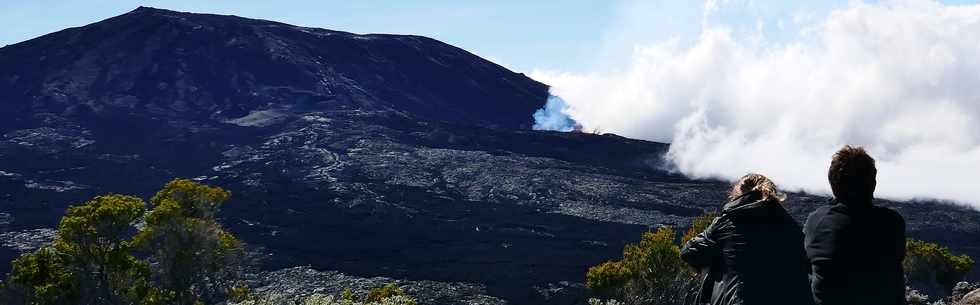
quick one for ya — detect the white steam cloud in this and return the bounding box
[532,0,980,206]
[532,96,579,132]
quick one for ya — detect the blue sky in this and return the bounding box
[0,0,977,73]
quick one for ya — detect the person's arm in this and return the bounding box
[895,212,907,260]
[803,210,835,305]
[802,209,828,261]
[890,209,909,305]
[680,216,725,268]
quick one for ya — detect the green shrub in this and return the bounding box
[56,194,151,304]
[586,261,632,297]
[365,284,415,305]
[8,194,161,305]
[905,239,975,292]
[9,247,78,305]
[134,179,245,304]
[5,179,243,305]
[586,227,695,305]
[584,211,722,305]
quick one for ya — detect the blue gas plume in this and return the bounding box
[532,96,579,132]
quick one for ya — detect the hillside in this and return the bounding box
[0,7,978,305]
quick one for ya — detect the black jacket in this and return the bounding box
[681,192,813,305]
[804,200,906,305]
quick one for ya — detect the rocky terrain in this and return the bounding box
[242,266,507,305]
[1,7,979,305]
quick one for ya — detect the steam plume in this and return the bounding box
[532,96,579,132]
[532,1,980,206]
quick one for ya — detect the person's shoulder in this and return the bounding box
[871,205,906,225]
[710,213,737,231]
[870,205,903,217]
[806,205,834,222]
[804,205,834,232]
[808,204,834,216]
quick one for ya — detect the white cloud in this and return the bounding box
[531,0,980,206]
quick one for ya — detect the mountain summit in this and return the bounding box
[0,6,547,130]
[0,7,682,304]
[1,7,978,305]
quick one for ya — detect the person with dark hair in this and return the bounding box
[681,174,813,305]
[805,145,907,305]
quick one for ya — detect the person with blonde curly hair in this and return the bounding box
[681,173,812,305]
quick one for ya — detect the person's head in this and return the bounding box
[828,145,877,204]
[728,173,785,202]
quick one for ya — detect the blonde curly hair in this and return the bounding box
[728,173,786,202]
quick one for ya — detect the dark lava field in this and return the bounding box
[1,7,978,305]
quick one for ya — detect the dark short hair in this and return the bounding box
[828,145,877,204]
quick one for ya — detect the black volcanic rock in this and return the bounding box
[241,266,507,305]
[0,7,979,305]
[0,7,547,130]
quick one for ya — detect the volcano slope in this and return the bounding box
[1,7,979,305]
